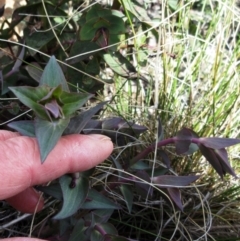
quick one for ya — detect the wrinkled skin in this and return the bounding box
[0,130,113,241]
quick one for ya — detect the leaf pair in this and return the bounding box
[8,56,92,162]
[174,128,240,178]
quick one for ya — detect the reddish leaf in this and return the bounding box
[167,188,183,211]
[214,148,237,177]
[177,128,199,139]
[134,171,153,198]
[158,150,170,168]
[198,144,236,178]
[93,27,109,49]
[200,137,240,149]
[198,144,224,177]
[175,128,199,154]
[45,99,63,119]
[151,175,200,187]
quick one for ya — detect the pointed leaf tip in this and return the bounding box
[40,56,69,92]
[200,137,240,149]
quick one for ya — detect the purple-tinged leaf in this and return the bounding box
[175,128,198,154]
[199,137,240,149]
[215,148,237,177]
[54,174,89,220]
[120,122,148,135]
[134,171,153,198]
[12,45,25,72]
[64,102,106,135]
[120,184,133,213]
[151,175,200,187]
[158,150,170,168]
[45,99,63,119]
[8,120,35,137]
[175,139,191,155]
[35,117,70,162]
[83,119,103,135]
[167,188,183,211]
[102,117,123,130]
[198,144,237,178]
[93,27,110,49]
[40,56,69,92]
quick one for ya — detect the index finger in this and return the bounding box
[0,134,113,200]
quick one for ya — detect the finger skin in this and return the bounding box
[0,130,20,141]
[0,132,113,200]
[6,187,44,213]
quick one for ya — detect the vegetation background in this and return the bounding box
[0,0,240,240]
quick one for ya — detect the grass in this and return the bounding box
[102,0,240,239]
[0,0,240,240]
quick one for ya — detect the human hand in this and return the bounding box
[0,130,113,240]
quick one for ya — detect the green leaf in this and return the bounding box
[80,6,125,41]
[90,229,103,241]
[81,189,121,210]
[69,219,88,241]
[60,92,92,116]
[168,0,179,10]
[68,41,99,64]
[121,0,151,22]
[37,183,63,200]
[35,117,70,162]
[119,184,133,213]
[9,86,50,120]
[11,2,42,29]
[98,223,118,236]
[40,56,69,92]
[167,188,183,211]
[8,120,35,137]
[54,174,89,219]
[25,62,43,82]
[103,52,136,78]
[25,29,55,56]
[85,4,110,20]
